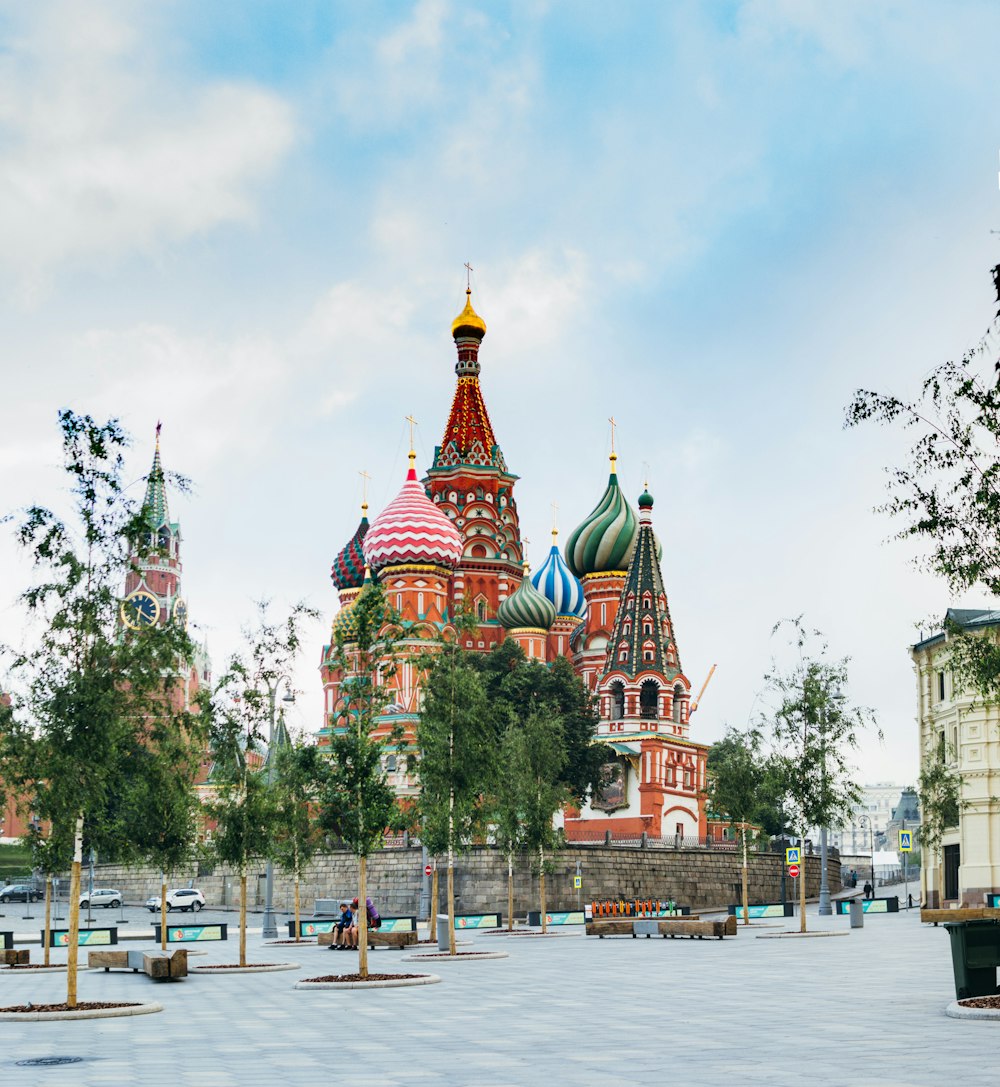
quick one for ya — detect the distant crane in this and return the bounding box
[689,664,717,714]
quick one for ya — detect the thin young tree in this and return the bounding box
[917,743,963,907]
[318,576,399,979]
[762,619,874,933]
[417,648,494,955]
[209,601,316,967]
[272,734,326,943]
[502,710,568,934]
[0,410,200,1009]
[492,730,528,932]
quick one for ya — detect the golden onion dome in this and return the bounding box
[451,288,487,340]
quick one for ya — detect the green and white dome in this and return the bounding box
[498,566,557,631]
[564,456,638,578]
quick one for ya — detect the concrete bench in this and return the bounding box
[88,948,188,979]
[1,948,29,966]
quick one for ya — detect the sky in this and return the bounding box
[1,0,999,787]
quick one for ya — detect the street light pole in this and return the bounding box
[858,815,875,898]
[261,678,294,941]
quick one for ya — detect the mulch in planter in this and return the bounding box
[0,1002,141,1013]
[410,952,495,958]
[5,964,69,970]
[959,996,1000,1009]
[305,973,428,983]
[266,940,316,945]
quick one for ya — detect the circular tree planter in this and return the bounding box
[0,1000,162,1021]
[947,998,1000,1021]
[296,973,441,990]
[265,940,317,946]
[402,951,509,962]
[755,931,850,939]
[190,963,301,974]
[1,965,69,973]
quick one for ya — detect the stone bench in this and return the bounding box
[88,948,188,979]
[0,948,29,966]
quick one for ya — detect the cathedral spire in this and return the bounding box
[143,421,170,529]
[433,285,502,470]
[605,488,681,679]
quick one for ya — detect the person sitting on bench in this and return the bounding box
[347,896,381,947]
[329,901,353,950]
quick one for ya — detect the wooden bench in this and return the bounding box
[922,907,1000,926]
[586,919,635,938]
[657,917,736,940]
[318,929,417,949]
[0,949,29,966]
[88,948,188,979]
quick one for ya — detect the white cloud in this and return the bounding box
[0,2,295,298]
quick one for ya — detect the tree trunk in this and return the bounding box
[507,852,514,932]
[160,873,168,951]
[799,832,807,933]
[741,828,750,926]
[239,870,247,967]
[359,855,369,979]
[447,860,456,955]
[539,846,547,934]
[431,860,439,930]
[294,872,301,943]
[66,812,84,1009]
[43,876,52,966]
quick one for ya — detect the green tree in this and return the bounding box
[761,619,874,932]
[318,577,399,979]
[0,410,202,1007]
[209,601,316,967]
[706,726,782,925]
[417,646,494,955]
[846,262,1000,697]
[501,710,568,933]
[272,734,326,944]
[471,641,603,803]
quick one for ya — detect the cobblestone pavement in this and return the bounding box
[0,904,989,1087]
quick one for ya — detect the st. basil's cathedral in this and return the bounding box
[321,288,710,843]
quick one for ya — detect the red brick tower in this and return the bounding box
[424,289,524,650]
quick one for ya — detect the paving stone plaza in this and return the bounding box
[0,901,994,1086]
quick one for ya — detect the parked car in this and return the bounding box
[0,883,43,903]
[79,887,122,909]
[145,888,206,913]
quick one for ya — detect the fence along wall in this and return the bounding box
[93,845,839,917]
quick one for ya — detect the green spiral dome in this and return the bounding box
[498,571,557,631]
[564,468,638,578]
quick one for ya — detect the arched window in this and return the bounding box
[640,679,658,719]
[643,621,653,636]
[476,599,487,621]
[386,754,398,772]
[609,681,625,721]
[673,683,684,723]
[417,592,424,615]
[622,622,631,636]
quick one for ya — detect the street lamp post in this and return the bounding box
[817,689,843,917]
[858,815,875,898]
[261,679,295,941]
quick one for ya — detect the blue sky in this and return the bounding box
[1,0,999,785]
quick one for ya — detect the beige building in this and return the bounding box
[912,609,1000,907]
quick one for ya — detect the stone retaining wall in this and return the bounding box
[93,846,839,917]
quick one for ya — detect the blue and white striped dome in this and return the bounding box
[531,536,585,618]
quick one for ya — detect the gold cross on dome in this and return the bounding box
[359,470,371,507]
[464,262,474,290]
[608,416,617,455]
[405,415,417,450]
[551,502,559,539]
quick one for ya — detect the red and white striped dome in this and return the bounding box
[363,460,463,572]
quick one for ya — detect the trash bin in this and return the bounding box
[849,899,864,929]
[436,913,451,952]
[944,920,1000,999]
[527,910,541,927]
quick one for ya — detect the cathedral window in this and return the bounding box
[396,594,403,612]
[622,622,631,636]
[610,681,625,720]
[417,592,424,615]
[639,680,658,719]
[643,621,653,636]
[619,649,628,663]
[476,599,487,621]
[386,754,397,772]
[673,684,684,723]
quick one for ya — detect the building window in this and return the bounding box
[639,680,658,719]
[386,754,397,772]
[601,603,606,626]
[643,621,653,636]
[673,684,684,723]
[417,592,424,614]
[938,671,946,701]
[610,681,625,721]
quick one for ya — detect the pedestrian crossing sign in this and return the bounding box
[573,876,582,889]
[899,831,913,852]
[785,847,801,865]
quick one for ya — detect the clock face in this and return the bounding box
[173,598,188,629]
[121,590,160,630]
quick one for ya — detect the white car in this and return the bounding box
[79,888,122,909]
[145,888,206,913]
